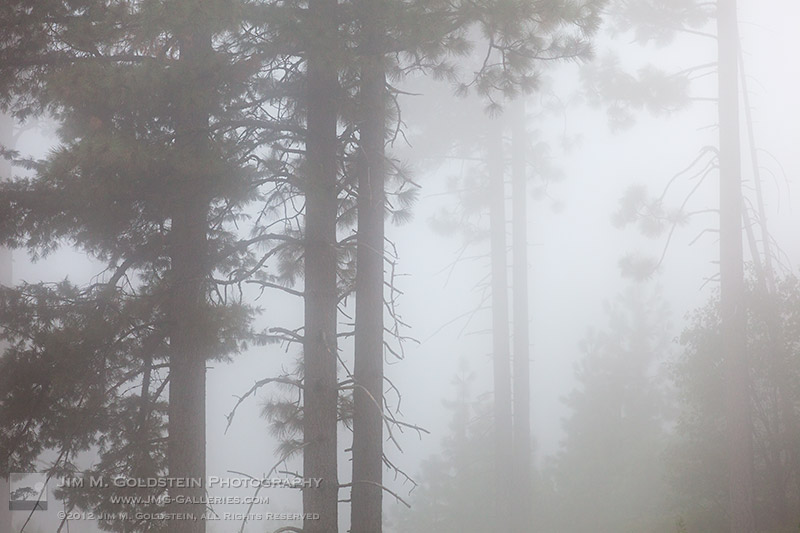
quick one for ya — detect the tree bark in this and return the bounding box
[488,120,513,529]
[303,0,341,531]
[510,101,532,532]
[350,2,386,532]
[167,7,214,533]
[717,1,754,531]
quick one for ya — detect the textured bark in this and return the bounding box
[717,1,754,532]
[350,3,386,531]
[167,8,213,533]
[488,121,513,528]
[510,102,532,532]
[303,0,340,531]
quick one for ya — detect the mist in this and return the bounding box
[2,1,800,533]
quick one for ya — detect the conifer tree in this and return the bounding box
[671,275,800,532]
[391,366,498,533]
[346,3,607,529]
[303,0,342,531]
[0,112,13,533]
[593,3,755,529]
[510,100,532,532]
[350,0,388,531]
[0,3,266,532]
[487,117,513,530]
[716,2,753,530]
[544,285,673,533]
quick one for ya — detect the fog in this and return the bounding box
[2,2,800,533]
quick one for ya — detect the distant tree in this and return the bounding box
[592,4,758,528]
[669,274,800,533]
[541,284,675,533]
[509,100,532,533]
[389,363,498,533]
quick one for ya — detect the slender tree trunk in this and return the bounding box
[0,112,13,533]
[303,0,341,531]
[351,2,386,531]
[739,50,775,294]
[167,8,213,533]
[717,1,754,531]
[488,120,513,529]
[510,101,532,532]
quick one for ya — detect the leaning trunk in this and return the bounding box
[510,101,532,532]
[488,120,513,529]
[303,0,341,531]
[167,9,213,533]
[350,2,387,532]
[717,1,754,532]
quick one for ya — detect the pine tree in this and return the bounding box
[670,275,800,532]
[303,0,342,531]
[350,0,388,531]
[487,117,513,530]
[0,112,13,533]
[544,285,674,533]
[0,2,265,532]
[593,3,755,529]
[716,2,753,530]
[390,365,498,533]
[346,3,608,530]
[510,99,532,532]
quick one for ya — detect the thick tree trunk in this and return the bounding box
[167,198,209,533]
[488,121,513,528]
[351,3,386,532]
[717,1,754,532]
[303,0,341,531]
[510,101,532,532]
[167,9,213,533]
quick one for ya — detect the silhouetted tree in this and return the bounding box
[0,2,266,532]
[302,1,343,531]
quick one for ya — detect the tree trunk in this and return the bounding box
[0,112,13,533]
[351,2,386,531]
[717,1,754,531]
[510,101,532,532]
[167,8,214,533]
[303,0,341,531]
[488,120,513,529]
